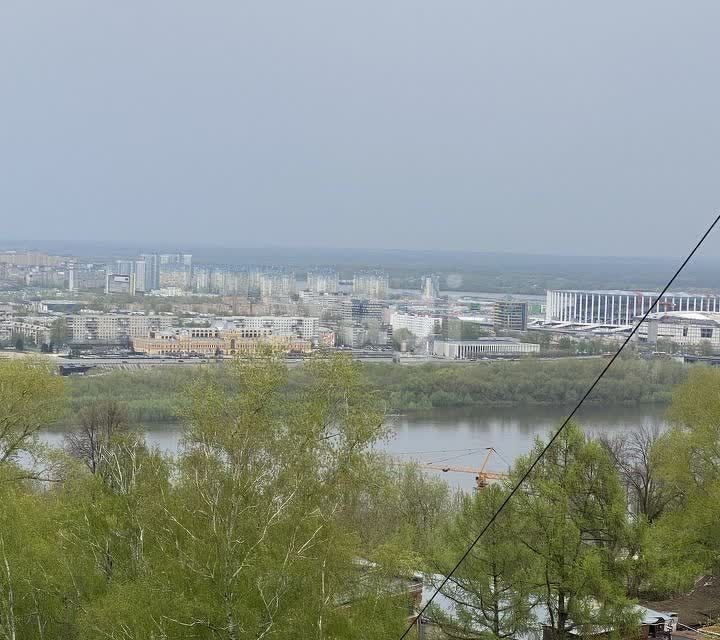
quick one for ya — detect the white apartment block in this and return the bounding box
[224,316,319,340]
[260,272,296,300]
[68,313,175,342]
[390,312,443,338]
[0,318,53,345]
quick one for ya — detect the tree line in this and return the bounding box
[63,356,689,425]
[1,356,718,638]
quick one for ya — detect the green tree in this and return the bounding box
[392,328,416,351]
[65,399,130,474]
[512,422,635,640]
[50,317,70,348]
[80,352,410,638]
[430,484,534,639]
[345,460,453,557]
[648,367,720,592]
[0,359,64,472]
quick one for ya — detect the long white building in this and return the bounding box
[433,338,539,359]
[546,290,720,327]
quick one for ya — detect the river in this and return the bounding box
[41,403,669,492]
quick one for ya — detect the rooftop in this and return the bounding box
[647,311,720,323]
[550,289,717,297]
[436,337,522,345]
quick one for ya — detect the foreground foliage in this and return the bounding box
[0,356,418,639]
[2,358,720,639]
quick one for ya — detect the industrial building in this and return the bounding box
[433,338,539,359]
[546,289,720,327]
[493,300,528,331]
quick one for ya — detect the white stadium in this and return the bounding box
[545,289,720,327]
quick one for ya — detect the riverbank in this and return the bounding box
[63,356,690,424]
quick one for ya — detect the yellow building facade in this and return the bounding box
[132,328,311,356]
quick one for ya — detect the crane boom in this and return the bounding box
[414,448,509,490]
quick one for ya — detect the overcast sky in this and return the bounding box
[1,2,719,256]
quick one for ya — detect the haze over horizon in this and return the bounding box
[2,1,720,256]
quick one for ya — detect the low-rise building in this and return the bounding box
[132,325,311,356]
[318,327,336,347]
[433,338,539,359]
[638,311,720,351]
[0,318,53,346]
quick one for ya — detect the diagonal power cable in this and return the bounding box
[400,212,720,639]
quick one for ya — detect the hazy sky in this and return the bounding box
[2,2,720,256]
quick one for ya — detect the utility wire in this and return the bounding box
[425,449,485,465]
[400,212,720,640]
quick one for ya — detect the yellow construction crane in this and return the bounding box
[417,447,508,491]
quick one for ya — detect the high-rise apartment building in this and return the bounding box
[114,260,135,276]
[260,271,296,300]
[140,254,161,291]
[421,274,440,300]
[352,271,389,299]
[133,260,147,292]
[157,253,192,291]
[307,270,340,294]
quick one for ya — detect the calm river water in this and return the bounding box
[41,404,669,492]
